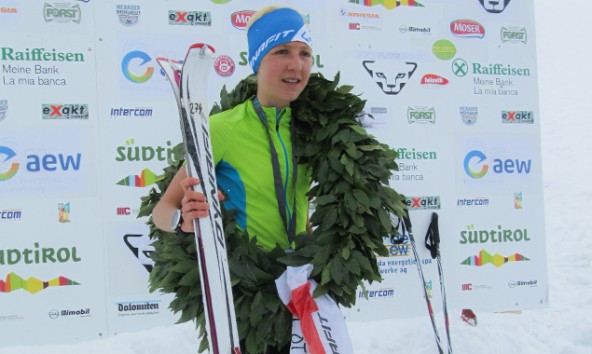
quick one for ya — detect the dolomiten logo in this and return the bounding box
[43,3,81,24]
[501,27,527,44]
[450,19,485,38]
[116,5,141,26]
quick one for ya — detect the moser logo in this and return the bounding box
[407,106,436,124]
[464,149,532,179]
[399,25,432,34]
[116,5,141,26]
[405,196,441,210]
[231,10,254,30]
[168,10,211,26]
[110,107,153,118]
[43,3,81,24]
[451,19,485,38]
[501,26,527,44]
[460,106,478,125]
[457,197,489,207]
[479,0,512,14]
[0,99,6,121]
[214,55,235,77]
[421,74,448,87]
[42,104,89,120]
[1,209,22,220]
[0,145,82,181]
[502,110,533,124]
[460,224,531,245]
[1,47,85,62]
[363,61,417,95]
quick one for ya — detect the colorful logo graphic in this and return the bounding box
[514,192,523,209]
[461,249,529,267]
[363,61,417,95]
[58,202,70,223]
[116,5,141,26]
[478,0,511,14]
[464,150,489,178]
[116,168,162,187]
[0,99,7,121]
[451,19,485,38]
[122,50,155,83]
[0,146,19,181]
[348,0,424,10]
[0,273,79,294]
[432,39,456,60]
[210,0,232,4]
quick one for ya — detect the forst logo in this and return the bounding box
[44,3,81,23]
[478,0,512,14]
[407,106,436,124]
[451,19,485,38]
[231,10,254,30]
[501,27,527,44]
[464,150,532,179]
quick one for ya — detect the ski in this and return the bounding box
[157,44,241,354]
[396,211,452,354]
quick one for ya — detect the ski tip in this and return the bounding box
[188,43,216,55]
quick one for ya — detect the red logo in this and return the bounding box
[349,23,360,30]
[117,207,131,215]
[50,105,63,116]
[231,10,255,30]
[462,283,473,291]
[451,19,485,38]
[421,74,449,86]
[214,55,235,77]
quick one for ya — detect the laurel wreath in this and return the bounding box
[139,73,407,353]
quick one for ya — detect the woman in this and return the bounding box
[151,7,313,353]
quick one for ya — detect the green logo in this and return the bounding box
[210,0,232,4]
[432,39,456,60]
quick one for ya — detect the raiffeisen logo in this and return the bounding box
[450,19,485,38]
[464,149,532,179]
[122,50,155,83]
[0,146,19,181]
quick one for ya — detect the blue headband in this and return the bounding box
[247,8,312,73]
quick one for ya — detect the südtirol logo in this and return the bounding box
[239,51,324,69]
[464,149,532,179]
[450,19,485,38]
[0,146,19,181]
[43,3,81,24]
[459,224,531,245]
[42,104,89,120]
[115,138,181,164]
[478,0,512,14]
[501,26,527,44]
[116,5,141,26]
[168,10,211,26]
[432,39,456,60]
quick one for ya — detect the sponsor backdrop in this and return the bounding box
[0,0,547,346]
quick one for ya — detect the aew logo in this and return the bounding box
[478,0,511,14]
[362,61,417,95]
[123,234,154,272]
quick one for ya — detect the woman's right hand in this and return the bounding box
[178,176,225,233]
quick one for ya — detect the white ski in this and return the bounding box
[157,43,241,354]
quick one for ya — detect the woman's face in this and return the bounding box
[256,41,313,108]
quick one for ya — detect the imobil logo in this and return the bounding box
[450,19,485,38]
[231,10,254,30]
[464,150,532,179]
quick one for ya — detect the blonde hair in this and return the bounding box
[246,5,302,33]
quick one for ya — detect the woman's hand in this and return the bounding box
[178,177,225,233]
